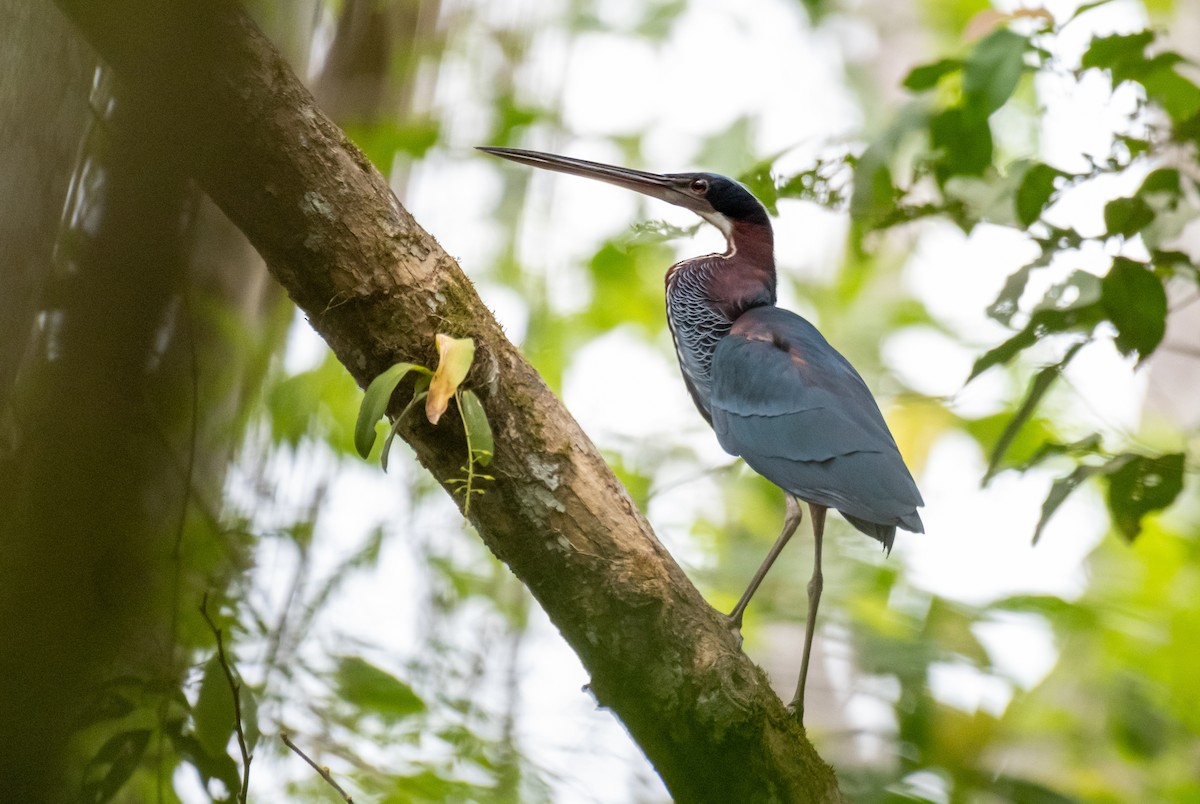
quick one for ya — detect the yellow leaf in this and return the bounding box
[964,7,1052,42]
[963,10,1006,42]
[426,334,475,425]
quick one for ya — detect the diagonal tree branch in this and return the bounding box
[52,1,843,799]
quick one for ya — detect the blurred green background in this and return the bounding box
[2,0,1198,800]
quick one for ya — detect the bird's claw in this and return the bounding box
[722,613,745,649]
[785,699,806,728]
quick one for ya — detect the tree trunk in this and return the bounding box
[51,1,844,799]
[0,3,305,797]
[0,1,92,409]
[0,69,200,796]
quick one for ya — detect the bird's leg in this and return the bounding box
[726,495,804,639]
[788,503,827,725]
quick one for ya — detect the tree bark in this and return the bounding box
[0,1,92,410]
[51,1,844,799]
[0,4,309,793]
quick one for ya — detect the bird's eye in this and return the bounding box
[690,178,709,194]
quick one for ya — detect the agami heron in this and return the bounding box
[479,146,924,722]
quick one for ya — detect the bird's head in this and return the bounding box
[477,147,771,243]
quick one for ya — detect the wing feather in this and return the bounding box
[710,306,924,544]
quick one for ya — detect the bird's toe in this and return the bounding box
[722,613,745,649]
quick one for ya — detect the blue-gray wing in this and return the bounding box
[709,306,923,549]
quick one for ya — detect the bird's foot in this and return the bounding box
[785,699,806,729]
[722,612,745,649]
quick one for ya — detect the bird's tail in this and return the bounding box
[841,513,897,554]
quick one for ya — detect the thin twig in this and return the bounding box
[164,250,201,804]
[280,731,355,803]
[200,593,252,804]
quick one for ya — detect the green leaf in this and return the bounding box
[968,303,1103,381]
[459,389,494,466]
[1106,453,1185,541]
[634,0,687,39]
[1080,31,1154,76]
[1016,433,1104,472]
[355,362,427,458]
[984,344,1083,484]
[1109,676,1168,758]
[386,770,491,801]
[965,412,1056,475]
[931,106,993,180]
[963,28,1030,115]
[944,174,1017,226]
[241,683,260,753]
[738,162,780,216]
[344,119,442,168]
[850,103,930,225]
[589,238,675,332]
[1101,257,1167,361]
[776,156,850,207]
[193,654,237,760]
[1069,0,1119,21]
[266,352,364,453]
[77,689,137,728]
[991,594,1098,633]
[1104,196,1155,238]
[987,774,1085,804]
[1177,108,1200,147]
[381,386,428,472]
[81,730,151,804]
[1139,167,1181,198]
[850,145,896,223]
[171,732,242,795]
[1034,270,1103,316]
[1151,248,1197,279]
[1141,56,1200,124]
[987,259,1042,325]
[1034,451,1184,544]
[1032,463,1108,545]
[336,656,426,723]
[1116,132,1152,158]
[1084,40,1200,126]
[969,326,1037,380]
[1015,162,1068,227]
[903,58,962,91]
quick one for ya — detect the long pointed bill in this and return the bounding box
[477,146,706,214]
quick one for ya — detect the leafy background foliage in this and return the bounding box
[55,0,1200,801]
